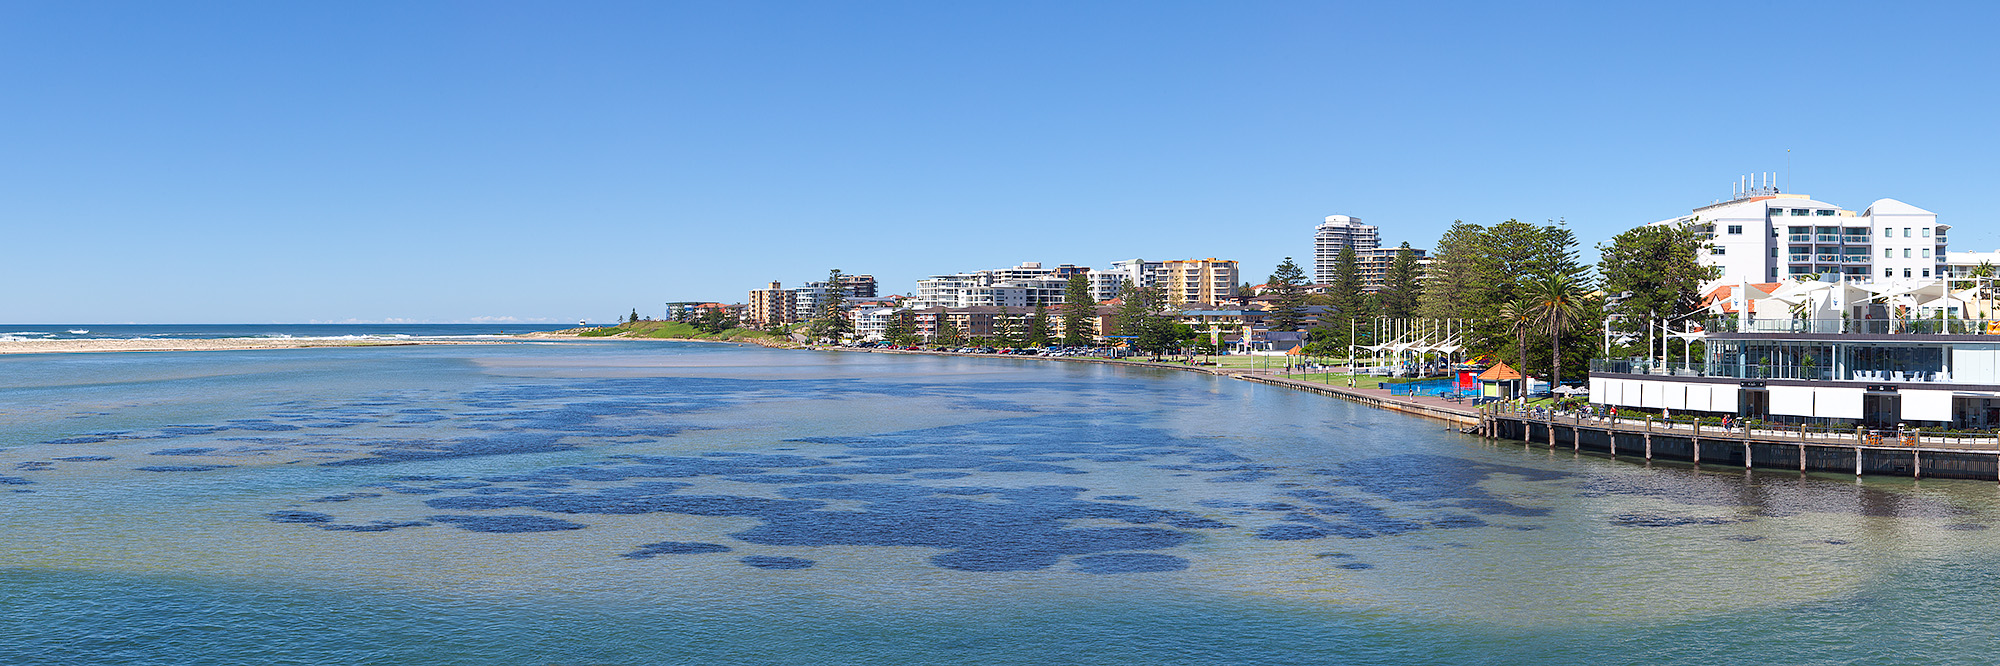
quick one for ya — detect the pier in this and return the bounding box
[1480,405,2000,481]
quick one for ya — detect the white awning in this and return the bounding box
[1770,386,1815,417]
[1711,385,1740,413]
[1816,387,1864,419]
[1904,390,1955,422]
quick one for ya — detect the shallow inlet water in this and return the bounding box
[4,340,2000,664]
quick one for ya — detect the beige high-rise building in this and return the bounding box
[747,281,798,328]
[1158,259,1239,305]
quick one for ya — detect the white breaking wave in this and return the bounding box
[231,333,424,342]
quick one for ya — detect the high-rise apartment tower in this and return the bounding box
[1313,215,1380,285]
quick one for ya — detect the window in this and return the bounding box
[1727,225,1743,235]
[1771,247,1779,257]
[1905,268,1913,278]
[1885,268,1895,277]
[1816,209,1836,216]
[1924,249,1932,258]
[1885,248,1894,258]
[1923,227,1932,237]
[1924,269,1932,278]
[1791,209,1809,216]
[1904,228,1913,237]
[1712,246,1726,255]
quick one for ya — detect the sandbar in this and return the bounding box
[0,338,530,355]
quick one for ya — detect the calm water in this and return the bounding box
[3,340,1999,664]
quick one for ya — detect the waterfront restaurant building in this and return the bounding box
[1589,278,2000,429]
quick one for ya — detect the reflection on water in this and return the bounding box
[4,341,2000,663]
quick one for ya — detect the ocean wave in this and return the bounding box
[67,329,89,334]
[231,334,424,342]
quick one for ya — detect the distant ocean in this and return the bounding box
[0,323,573,342]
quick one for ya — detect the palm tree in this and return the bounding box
[1528,274,1590,390]
[1974,261,1996,322]
[1497,299,1534,379]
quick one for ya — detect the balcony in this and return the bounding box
[1842,236,1870,245]
[1788,255,1811,263]
[1815,254,1841,262]
[1843,255,1870,263]
[1815,234,1842,242]
[1787,234,1813,242]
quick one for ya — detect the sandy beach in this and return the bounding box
[0,338,528,355]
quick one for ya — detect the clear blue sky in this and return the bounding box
[4,1,1996,323]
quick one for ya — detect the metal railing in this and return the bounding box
[1701,317,2000,336]
[1590,357,1953,383]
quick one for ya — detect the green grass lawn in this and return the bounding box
[1280,372,1430,389]
[572,321,779,342]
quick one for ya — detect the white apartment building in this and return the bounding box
[1313,214,1380,285]
[911,262,1070,309]
[1650,183,1946,289]
[852,307,900,341]
[1085,259,1161,302]
[1086,270,1127,302]
[1109,259,1163,287]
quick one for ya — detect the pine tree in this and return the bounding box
[993,305,1018,348]
[1379,242,1422,319]
[1336,245,1368,316]
[1417,221,1486,322]
[810,268,851,343]
[1114,280,1147,339]
[934,312,964,347]
[1026,304,1051,347]
[1267,258,1308,331]
[1598,223,1718,355]
[1062,273,1093,346]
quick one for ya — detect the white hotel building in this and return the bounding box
[1653,186,1947,287]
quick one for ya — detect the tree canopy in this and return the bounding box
[1266,257,1308,332]
[1378,242,1422,319]
[1061,273,1093,346]
[1596,223,1719,354]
